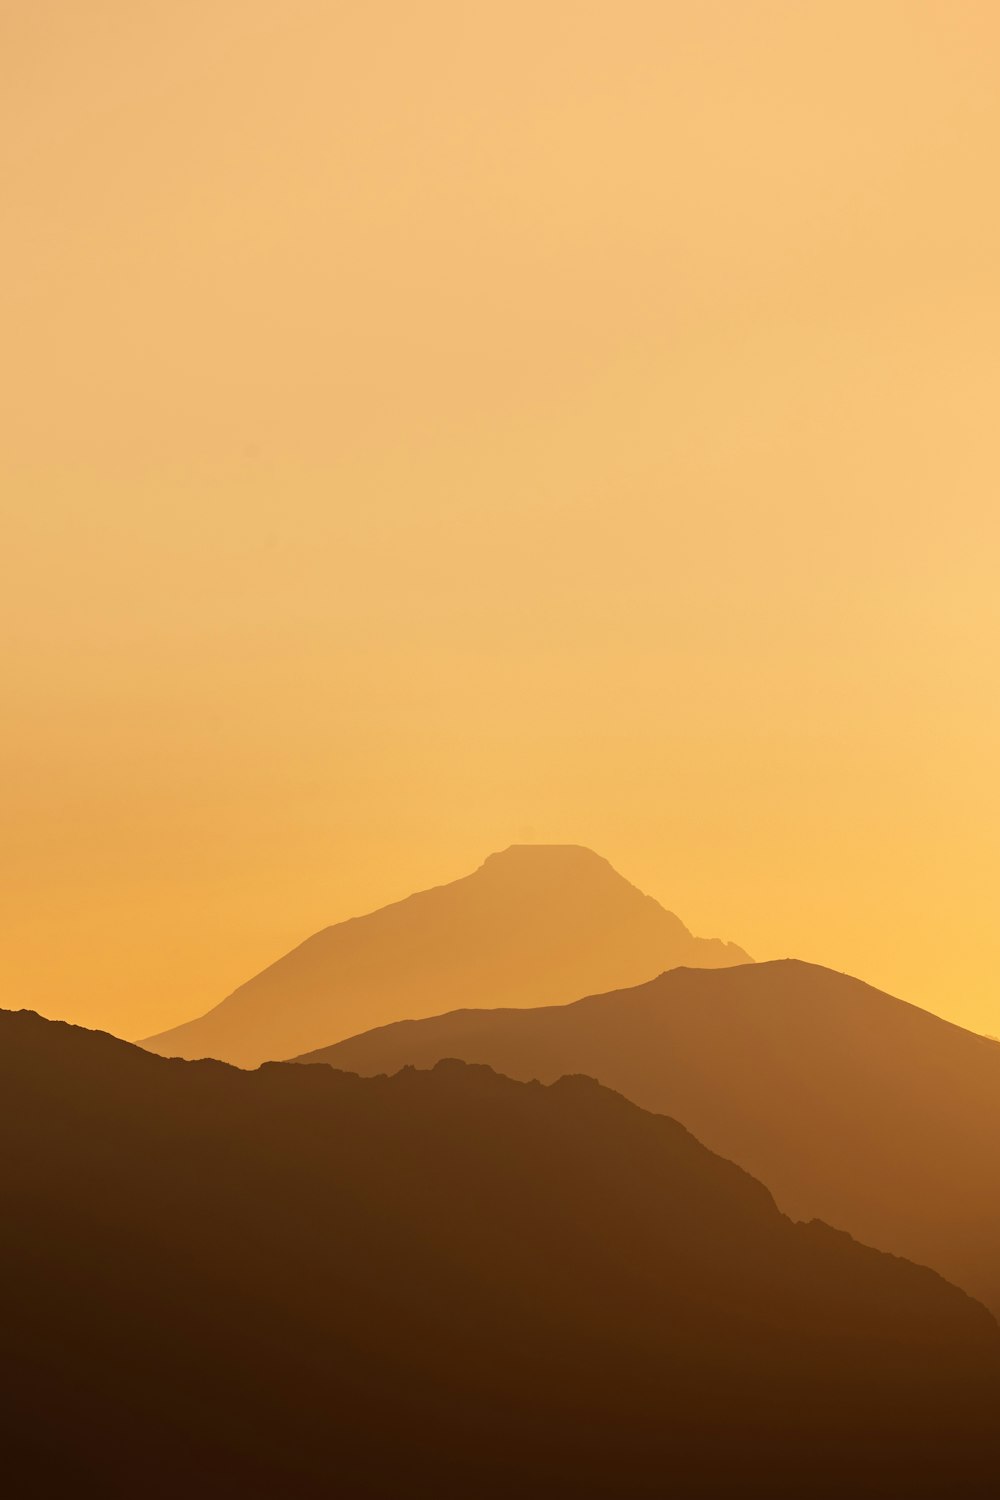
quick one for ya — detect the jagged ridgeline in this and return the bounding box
[2,1008,998,1497]
[300,959,1000,1322]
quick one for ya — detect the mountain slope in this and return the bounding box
[2,1007,998,1497]
[141,844,749,1066]
[300,958,1000,1319]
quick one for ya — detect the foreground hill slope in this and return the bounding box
[142,844,749,1067]
[301,958,1000,1319]
[3,1008,998,1497]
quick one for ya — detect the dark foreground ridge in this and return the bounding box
[300,957,1000,1320]
[141,844,750,1066]
[2,1007,998,1498]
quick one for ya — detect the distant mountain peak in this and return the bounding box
[142,845,750,1067]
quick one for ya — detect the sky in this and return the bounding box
[3,1,998,1041]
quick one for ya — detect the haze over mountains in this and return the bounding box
[142,845,749,1067]
[3,1007,998,1497]
[301,959,1000,1321]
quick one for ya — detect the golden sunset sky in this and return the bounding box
[3,2,998,1041]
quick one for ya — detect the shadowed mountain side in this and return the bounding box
[3,1008,998,1497]
[300,958,1000,1320]
[141,844,749,1067]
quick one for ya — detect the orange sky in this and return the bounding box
[3,2,998,1041]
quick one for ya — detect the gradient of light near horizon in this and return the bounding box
[3,2,999,1042]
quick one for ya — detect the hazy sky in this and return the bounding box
[4,2,998,1040]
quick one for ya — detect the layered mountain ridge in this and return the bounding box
[2,1005,998,1496]
[298,958,1000,1319]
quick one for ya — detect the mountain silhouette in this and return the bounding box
[141,845,749,1067]
[2,1007,997,1497]
[299,958,1000,1320]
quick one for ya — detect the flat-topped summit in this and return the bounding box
[142,846,750,1067]
[473,844,676,911]
[478,843,619,873]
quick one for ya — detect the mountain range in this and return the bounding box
[298,958,1000,1320]
[142,845,749,1067]
[3,1006,998,1497]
